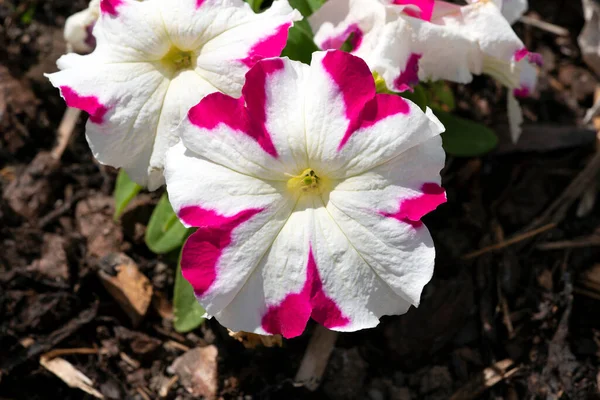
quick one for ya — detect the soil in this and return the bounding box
[1,0,600,399]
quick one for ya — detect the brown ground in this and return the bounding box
[1,0,600,399]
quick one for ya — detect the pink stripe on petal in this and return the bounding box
[196,0,206,8]
[339,94,410,150]
[393,53,421,92]
[382,183,446,228]
[239,23,291,68]
[100,0,123,16]
[179,206,262,296]
[513,86,530,98]
[262,248,349,338]
[321,23,364,52]
[514,48,529,62]
[59,86,108,124]
[188,90,278,158]
[322,51,374,136]
[394,0,435,21]
[308,251,350,329]
[514,48,543,67]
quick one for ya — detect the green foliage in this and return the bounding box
[400,85,428,111]
[20,5,36,24]
[246,0,264,12]
[145,193,189,254]
[429,81,455,111]
[113,169,142,221]
[281,19,319,64]
[435,110,498,157]
[173,248,205,333]
[288,0,325,17]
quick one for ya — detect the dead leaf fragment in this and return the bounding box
[169,346,218,400]
[40,354,103,399]
[98,253,152,326]
[228,330,282,349]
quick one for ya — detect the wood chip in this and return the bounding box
[40,354,104,399]
[228,330,283,349]
[98,253,153,327]
[295,326,339,391]
[169,346,218,400]
[450,359,519,400]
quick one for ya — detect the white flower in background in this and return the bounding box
[47,0,301,189]
[310,0,541,142]
[496,0,528,25]
[64,0,100,54]
[165,50,446,338]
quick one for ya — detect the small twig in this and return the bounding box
[38,189,88,229]
[537,234,600,250]
[463,223,556,260]
[450,359,519,400]
[42,347,100,361]
[525,151,600,231]
[52,107,81,160]
[519,15,569,36]
[295,326,339,391]
[135,387,152,400]
[159,375,179,398]
[163,340,190,353]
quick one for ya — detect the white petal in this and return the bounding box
[500,0,528,24]
[46,62,170,186]
[507,93,523,143]
[303,51,444,178]
[327,136,446,305]
[196,1,301,96]
[64,0,100,54]
[165,142,295,317]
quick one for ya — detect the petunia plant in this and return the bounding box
[50,0,538,336]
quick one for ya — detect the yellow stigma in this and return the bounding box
[161,46,193,73]
[287,168,323,194]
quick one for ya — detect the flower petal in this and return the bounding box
[178,57,312,180]
[165,142,296,314]
[195,0,301,96]
[46,61,170,186]
[499,0,528,24]
[304,51,444,178]
[93,0,170,62]
[326,136,445,305]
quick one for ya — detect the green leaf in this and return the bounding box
[281,20,319,64]
[245,0,264,12]
[173,247,205,333]
[429,81,455,111]
[289,0,325,17]
[145,194,189,254]
[400,85,429,111]
[20,5,36,24]
[113,169,142,221]
[435,109,498,157]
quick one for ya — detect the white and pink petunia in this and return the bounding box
[310,0,540,141]
[164,50,446,338]
[64,0,100,54]
[47,0,301,189]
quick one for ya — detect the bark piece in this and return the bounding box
[98,253,152,327]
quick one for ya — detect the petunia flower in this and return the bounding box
[164,50,446,338]
[47,0,301,189]
[310,0,540,141]
[496,0,528,25]
[64,0,100,54]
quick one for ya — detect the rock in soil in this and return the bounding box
[169,345,219,400]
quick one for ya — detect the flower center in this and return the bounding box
[161,46,194,74]
[287,168,327,195]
